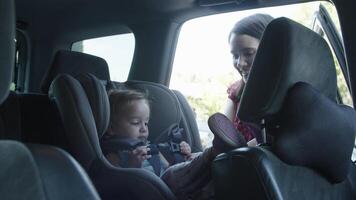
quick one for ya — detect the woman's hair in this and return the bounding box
[108,89,150,126]
[229,13,274,42]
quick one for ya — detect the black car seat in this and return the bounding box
[49,73,176,200]
[42,50,203,153]
[212,17,356,199]
[0,0,100,199]
[172,89,202,152]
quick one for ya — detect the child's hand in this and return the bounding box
[179,141,192,159]
[127,146,152,168]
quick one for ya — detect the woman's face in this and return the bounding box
[229,33,260,82]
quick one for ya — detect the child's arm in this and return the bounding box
[127,146,152,168]
[105,146,152,168]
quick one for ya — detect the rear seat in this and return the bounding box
[0,91,68,148]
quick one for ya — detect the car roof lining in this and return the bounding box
[15,0,317,44]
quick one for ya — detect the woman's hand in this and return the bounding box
[180,141,192,160]
[225,80,245,121]
[127,146,152,168]
[232,79,245,98]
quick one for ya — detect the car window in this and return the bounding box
[169,1,342,149]
[72,33,135,82]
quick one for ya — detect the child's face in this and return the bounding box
[110,99,150,142]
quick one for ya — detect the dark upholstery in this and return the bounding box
[0,141,100,200]
[238,17,337,124]
[213,147,356,200]
[0,0,15,103]
[0,0,100,198]
[212,17,356,200]
[49,74,101,170]
[0,92,21,140]
[76,73,110,139]
[273,82,356,183]
[49,74,176,200]
[41,50,111,93]
[18,93,68,147]
[213,84,356,199]
[0,91,68,148]
[172,90,203,152]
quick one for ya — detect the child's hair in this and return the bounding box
[108,89,150,133]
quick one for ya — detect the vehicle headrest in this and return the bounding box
[238,17,337,123]
[41,50,111,93]
[0,0,15,104]
[112,81,182,143]
[273,82,356,183]
[76,73,110,139]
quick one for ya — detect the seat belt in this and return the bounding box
[154,123,186,164]
[148,153,162,176]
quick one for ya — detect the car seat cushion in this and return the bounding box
[273,82,356,183]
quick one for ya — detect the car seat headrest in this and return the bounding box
[0,0,15,104]
[76,73,110,139]
[41,50,111,93]
[273,82,356,183]
[238,17,337,124]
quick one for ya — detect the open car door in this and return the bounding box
[312,4,356,162]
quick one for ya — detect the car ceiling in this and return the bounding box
[15,0,308,41]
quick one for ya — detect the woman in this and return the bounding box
[225,14,274,145]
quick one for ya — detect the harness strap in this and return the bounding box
[148,154,162,176]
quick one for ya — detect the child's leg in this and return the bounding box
[160,147,215,200]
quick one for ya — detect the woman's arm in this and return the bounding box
[224,80,244,121]
[224,98,237,121]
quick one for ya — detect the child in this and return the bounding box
[102,89,246,199]
[103,89,192,175]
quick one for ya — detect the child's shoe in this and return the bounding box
[208,112,247,153]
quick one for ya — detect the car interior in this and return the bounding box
[1,0,356,199]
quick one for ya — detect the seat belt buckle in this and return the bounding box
[170,142,180,153]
